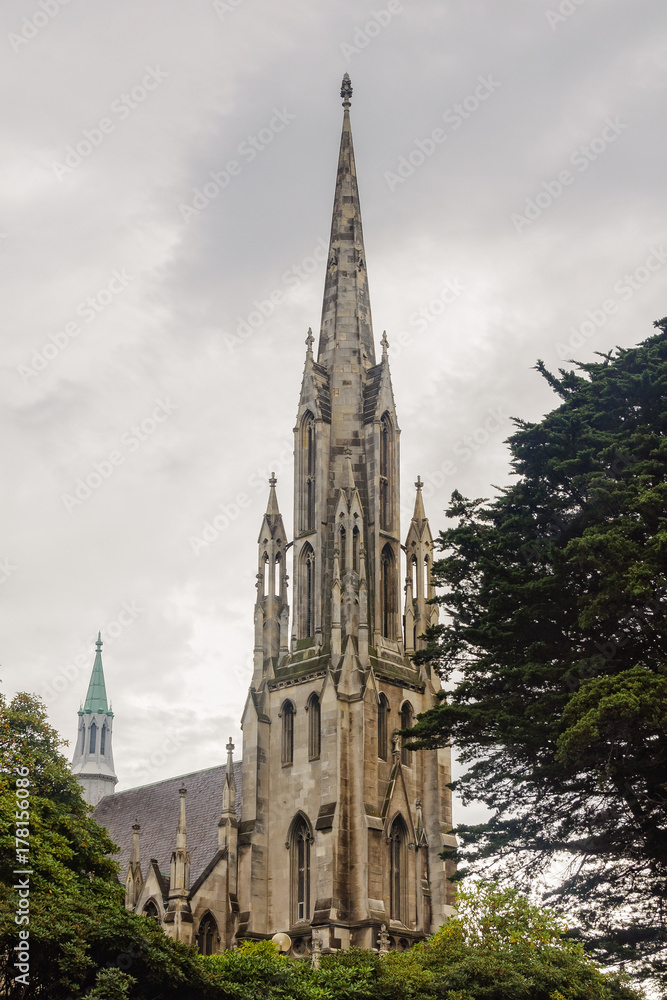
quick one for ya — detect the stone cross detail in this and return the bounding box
[377,923,390,955]
[310,933,321,968]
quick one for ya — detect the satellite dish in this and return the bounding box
[271,932,292,953]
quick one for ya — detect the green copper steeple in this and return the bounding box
[83,633,112,715]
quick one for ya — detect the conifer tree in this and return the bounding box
[407,320,667,983]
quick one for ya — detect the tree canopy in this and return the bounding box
[406,321,667,985]
[0,690,209,999]
[0,690,644,998]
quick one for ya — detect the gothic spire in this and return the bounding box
[412,476,427,524]
[71,633,117,806]
[317,74,375,369]
[83,632,111,715]
[265,472,280,517]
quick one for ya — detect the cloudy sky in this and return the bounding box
[2,1,665,811]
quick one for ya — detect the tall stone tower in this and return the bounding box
[71,633,118,806]
[238,75,455,953]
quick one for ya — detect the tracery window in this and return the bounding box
[299,543,315,638]
[307,693,321,760]
[400,702,414,767]
[380,413,392,530]
[389,816,407,922]
[381,544,397,639]
[196,912,218,955]
[281,700,295,765]
[378,693,389,761]
[142,899,160,922]
[290,815,313,923]
[302,412,316,531]
[89,721,97,754]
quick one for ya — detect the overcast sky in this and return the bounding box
[2,1,666,816]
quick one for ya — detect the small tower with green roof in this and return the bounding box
[71,633,117,806]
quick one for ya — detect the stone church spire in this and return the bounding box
[238,76,455,952]
[317,73,375,370]
[71,633,117,806]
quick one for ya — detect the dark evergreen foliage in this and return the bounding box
[406,321,667,985]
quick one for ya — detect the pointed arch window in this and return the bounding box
[289,814,313,924]
[400,702,414,767]
[302,412,316,531]
[299,543,315,639]
[196,912,218,955]
[339,526,346,576]
[100,724,106,755]
[307,693,321,760]
[378,693,389,761]
[262,552,270,596]
[142,899,160,922]
[389,816,408,922]
[423,556,430,598]
[281,700,295,765]
[89,721,97,754]
[353,525,360,572]
[381,544,397,640]
[380,413,392,530]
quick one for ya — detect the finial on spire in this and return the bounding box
[96,631,103,652]
[381,331,389,355]
[226,737,235,760]
[415,475,423,491]
[341,73,352,108]
[269,472,277,488]
[305,327,314,353]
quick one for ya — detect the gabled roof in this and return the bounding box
[94,761,242,888]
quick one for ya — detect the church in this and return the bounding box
[71,74,457,958]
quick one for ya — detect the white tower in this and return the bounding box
[71,633,118,806]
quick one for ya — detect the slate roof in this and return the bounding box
[94,761,242,889]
